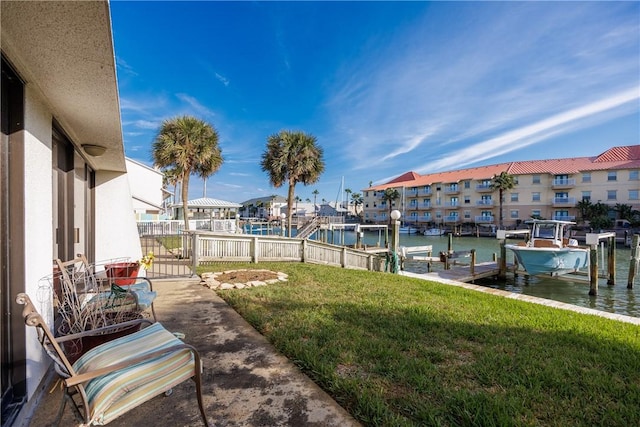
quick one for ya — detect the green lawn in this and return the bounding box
[201,262,640,426]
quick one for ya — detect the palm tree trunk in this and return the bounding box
[498,189,504,229]
[287,183,295,237]
[182,172,190,231]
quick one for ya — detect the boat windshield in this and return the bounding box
[534,223,556,239]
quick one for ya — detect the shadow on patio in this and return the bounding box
[26,279,360,426]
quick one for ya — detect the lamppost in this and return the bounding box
[280,213,286,237]
[390,209,401,254]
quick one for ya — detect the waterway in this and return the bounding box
[327,229,640,318]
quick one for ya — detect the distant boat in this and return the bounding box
[423,228,445,236]
[399,226,418,234]
[504,220,589,276]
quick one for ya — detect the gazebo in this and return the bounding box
[171,197,242,220]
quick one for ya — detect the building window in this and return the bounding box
[531,209,541,218]
[364,191,368,197]
[464,180,470,189]
[581,191,591,201]
[630,170,639,181]
[608,171,617,181]
[629,190,639,201]
[464,196,470,204]
[510,210,519,219]
[532,175,541,184]
[510,193,519,202]
[607,190,617,200]
[410,212,417,218]
[582,172,591,183]
[365,203,369,208]
[410,199,417,207]
[464,210,471,219]
[532,192,541,202]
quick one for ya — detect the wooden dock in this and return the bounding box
[423,261,516,283]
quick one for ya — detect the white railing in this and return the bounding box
[189,231,384,272]
[137,219,238,235]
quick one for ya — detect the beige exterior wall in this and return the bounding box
[363,167,640,228]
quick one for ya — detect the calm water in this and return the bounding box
[319,229,640,318]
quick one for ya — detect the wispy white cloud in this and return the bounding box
[215,72,230,87]
[416,88,639,173]
[175,93,216,117]
[115,56,138,76]
[324,2,639,180]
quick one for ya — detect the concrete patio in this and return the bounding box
[25,279,360,427]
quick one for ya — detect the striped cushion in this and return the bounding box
[73,322,195,425]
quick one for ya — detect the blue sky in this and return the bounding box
[111,1,640,205]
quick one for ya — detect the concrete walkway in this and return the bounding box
[27,279,360,427]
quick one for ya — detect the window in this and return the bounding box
[608,171,617,181]
[607,190,617,200]
[410,199,417,207]
[464,210,471,219]
[435,211,442,219]
[630,190,639,201]
[364,191,368,197]
[450,197,458,206]
[464,180,470,189]
[365,203,369,208]
[581,191,591,201]
[423,212,431,219]
[464,196,470,204]
[510,210,519,219]
[532,175,541,184]
[510,193,519,202]
[531,209,541,217]
[582,173,591,183]
[410,212,417,218]
[532,192,541,202]
[630,170,639,181]
[423,198,431,207]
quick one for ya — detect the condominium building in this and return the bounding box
[362,145,640,228]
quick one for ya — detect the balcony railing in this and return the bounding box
[444,187,460,194]
[476,200,494,206]
[552,178,576,189]
[475,216,494,223]
[552,215,576,221]
[444,202,460,208]
[552,197,576,206]
[443,215,460,223]
[476,184,493,192]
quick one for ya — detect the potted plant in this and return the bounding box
[104,252,155,285]
[49,254,155,363]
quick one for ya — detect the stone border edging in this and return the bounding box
[200,269,288,290]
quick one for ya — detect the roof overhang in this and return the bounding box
[1,0,126,172]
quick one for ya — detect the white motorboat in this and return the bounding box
[423,228,445,236]
[504,220,589,276]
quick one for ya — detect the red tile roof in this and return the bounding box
[366,145,640,191]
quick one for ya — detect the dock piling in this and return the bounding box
[628,234,639,289]
[589,248,598,295]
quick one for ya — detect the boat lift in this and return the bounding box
[497,229,619,295]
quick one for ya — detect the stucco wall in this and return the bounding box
[22,85,56,399]
[94,171,143,263]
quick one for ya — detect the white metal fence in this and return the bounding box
[189,231,385,272]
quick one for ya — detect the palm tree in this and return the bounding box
[351,192,363,218]
[312,189,320,217]
[382,188,400,224]
[490,171,516,229]
[614,203,633,221]
[161,167,180,217]
[152,116,222,230]
[575,199,593,223]
[344,188,352,210]
[261,130,325,236]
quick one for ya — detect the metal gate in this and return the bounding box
[138,225,194,279]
